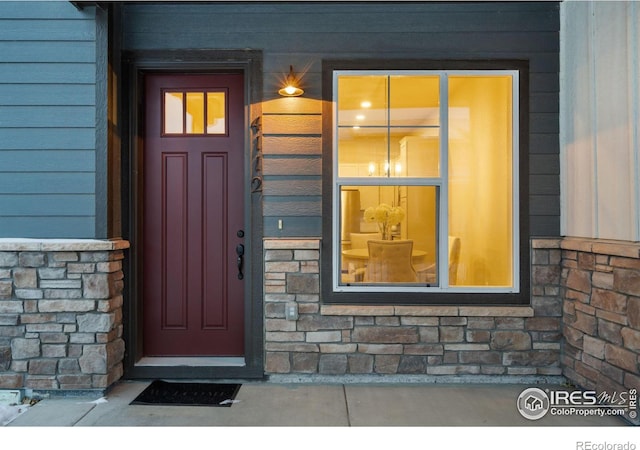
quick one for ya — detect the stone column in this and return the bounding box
[0,239,129,392]
[561,238,640,395]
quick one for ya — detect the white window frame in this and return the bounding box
[332,70,520,294]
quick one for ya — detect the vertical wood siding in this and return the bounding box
[561,1,640,241]
[0,2,97,238]
[123,1,560,237]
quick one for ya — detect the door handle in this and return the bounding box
[236,244,245,280]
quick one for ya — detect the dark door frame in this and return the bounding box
[120,50,264,380]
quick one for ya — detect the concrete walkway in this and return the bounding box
[5,380,631,427]
[4,380,637,450]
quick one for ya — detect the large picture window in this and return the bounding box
[329,69,522,299]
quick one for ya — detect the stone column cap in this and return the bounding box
[0,238,130,252]
[561,237,640,258]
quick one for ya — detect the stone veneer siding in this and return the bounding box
[560,237,640,394]
[264,238,563,377]
[0,239,129,391]
[4,236,636,391]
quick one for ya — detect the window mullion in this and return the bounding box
[440,74,450,288]
[332,78,341,289]
[386,75,391,179]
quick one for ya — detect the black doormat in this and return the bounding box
[130,380,241,407]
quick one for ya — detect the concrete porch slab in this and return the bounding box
[6,380,631,429]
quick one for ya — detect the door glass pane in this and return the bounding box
[207,92,226,134]
[164,92,184,134]
[448,75,513,287]
[186,92,205,134]
[339,185,438,285]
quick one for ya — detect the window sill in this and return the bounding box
[320,304,534,317]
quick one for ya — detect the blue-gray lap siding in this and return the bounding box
[2,2,559,240]
[122,1,561,238]
[0,2,99,238]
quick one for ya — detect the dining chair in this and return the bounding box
[349,232,382,249]
[363,239,418,283]
[344,232,382,281]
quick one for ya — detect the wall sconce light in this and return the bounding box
[278,65,304,97]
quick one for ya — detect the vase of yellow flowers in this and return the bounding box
[363,203,405,240]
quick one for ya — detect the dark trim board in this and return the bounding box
[321,59,531,306]
[120,49,265,380]
[95,5,108,238]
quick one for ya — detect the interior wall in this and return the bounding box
[449,76,513,286]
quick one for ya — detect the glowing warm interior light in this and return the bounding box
[355,114,365,121]
[336,74,514,287]
[278,66,304,97]
[361,101,372,108]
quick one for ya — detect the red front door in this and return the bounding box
[142,73,245,356]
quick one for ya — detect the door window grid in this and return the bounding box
[163,90,227,136]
